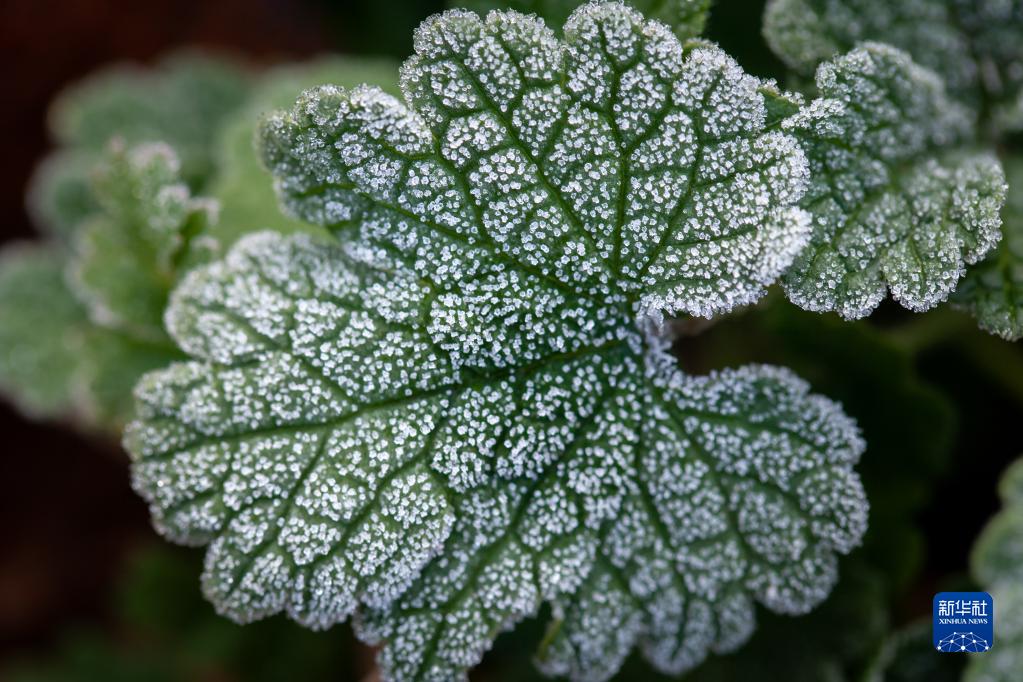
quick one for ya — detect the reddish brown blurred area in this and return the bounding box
[0,0,333,658]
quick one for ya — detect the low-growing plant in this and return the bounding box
[2,1,1021,680]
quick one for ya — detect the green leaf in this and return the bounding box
[127,6,868,680]
[762,0,1023,131]
[128,230,865,681]
[26,151,100,242]
[971,456,1023,589]
[967,455,1023,682]
[0,243,88,419]
[49,52,250,188]
[962,583,1023,682]
[207,57,400,249]
[683,557,888,682]
[455,0,712,39]
[26,53,248,247]
[71,141,217,342]
[780,43,1006,319]
[260,6,812,322]
[0,143,205,430]
[953,157,1023,340]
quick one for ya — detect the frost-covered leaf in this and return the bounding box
[208,57,400,249]
[962,583,1023,682]
[72,142,217,340]
[50,52,249,188]
[0,244,88,419]
[0,143,202,429]
[864,620,965,682]
[780,43,1006,318]
[127,229,865,681]
[953,157,1023,340]
[971,456,1023,589]
[456,0,712,39]
[685,558,887,682]
[763,0,1023,130]
[966,455,1023,682]
[126,6,868,680]
[26,52,249,243]
[260,4,812,322]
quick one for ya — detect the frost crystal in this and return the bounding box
[953,157,1023,340]
[457,0,712,39]
[763,0,1023,131]
[780,44,1006,319]
[126,5,868,680]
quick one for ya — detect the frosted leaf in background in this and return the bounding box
[0,244,88,420]
[456,0,712,38]
[25,52,249,245]
[780,44,1006,318]
[49,52,250,187]
[763,0,1023,131]
[953,157,1023,340]
[25,150,100,243]
[71,142,217,341]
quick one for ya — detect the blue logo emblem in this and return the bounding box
[933,591,994,653]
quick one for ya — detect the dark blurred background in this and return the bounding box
[0,1,1020,680]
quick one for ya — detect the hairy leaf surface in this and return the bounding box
[780,44,1006,318]
[128,5,867,681]
[953,157,1023,340]
[763,0,1023,131]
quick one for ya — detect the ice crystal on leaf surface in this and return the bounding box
[126,4,869,680]
[457,0,711,38]
[778,43,1006,319]
[953,156,1023,340]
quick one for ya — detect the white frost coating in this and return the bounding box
[954,157,1023,341]
[781,43,1007,319]
[259,2,811,323]
[126,5,871,681]
[458,0,713,40]
[128,228,867,680]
